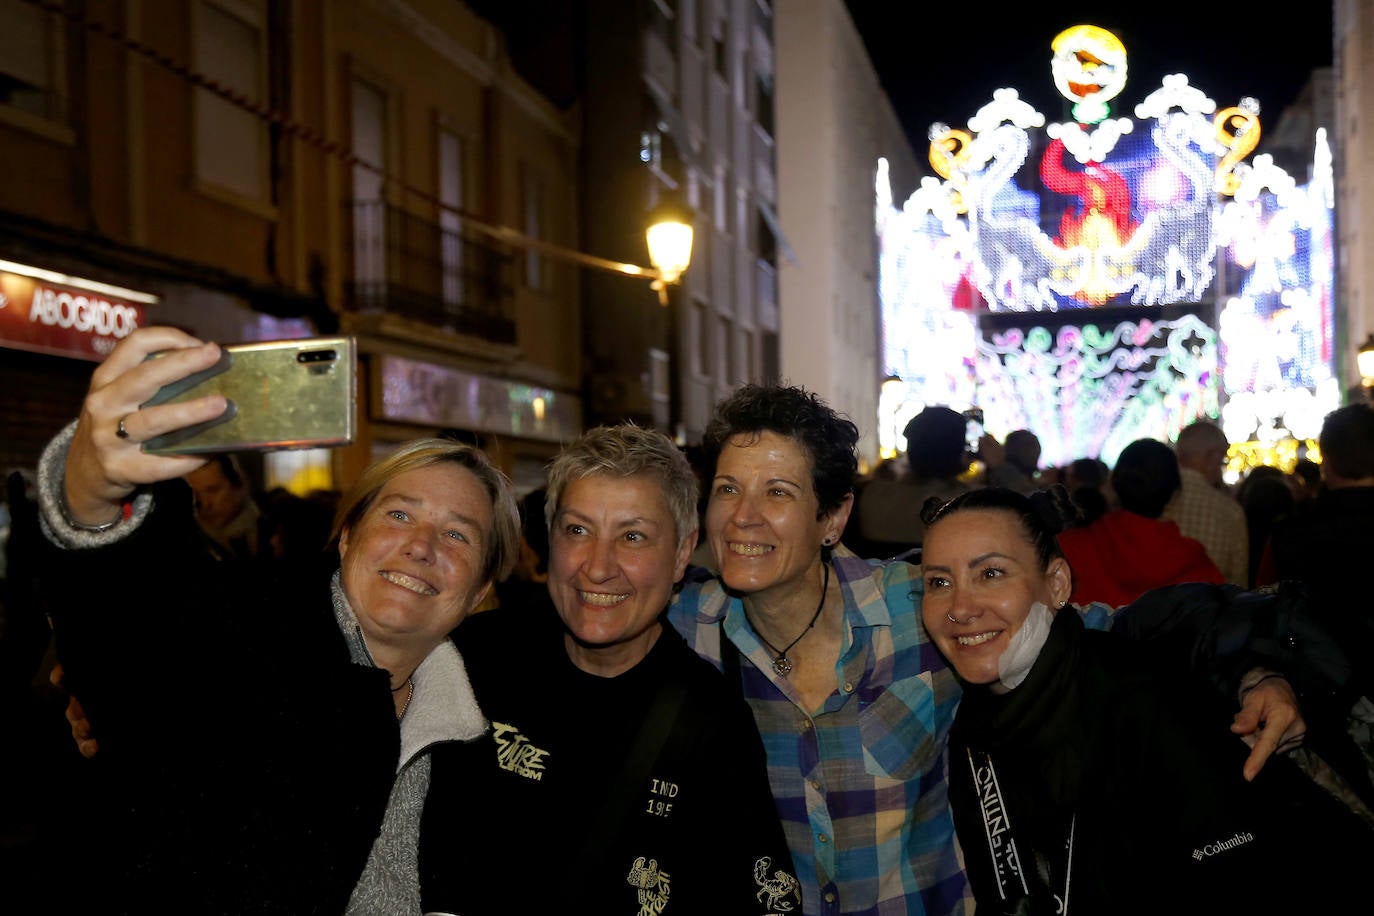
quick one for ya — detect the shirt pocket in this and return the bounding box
[856,670,941,781]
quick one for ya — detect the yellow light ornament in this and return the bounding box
[1215,100,1262,197]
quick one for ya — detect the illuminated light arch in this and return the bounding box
[875,27,1336,469]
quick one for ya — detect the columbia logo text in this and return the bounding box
[1192,831,1254,861]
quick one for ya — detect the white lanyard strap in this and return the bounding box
[968,747,1075,913]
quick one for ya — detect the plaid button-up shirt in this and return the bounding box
[668,546,968,916]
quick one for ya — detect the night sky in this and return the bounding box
[843,1,1335,156]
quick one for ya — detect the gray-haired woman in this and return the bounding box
[426,423,799,915]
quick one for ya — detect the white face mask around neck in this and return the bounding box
[992,600,1055,693]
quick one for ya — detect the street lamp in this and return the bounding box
[644,201,694,441]
[645,202,694,306]
[1358,334,1374,391]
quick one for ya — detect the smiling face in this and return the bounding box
[705,431,849,606]
[920,507,1070,684]
[339,462,494,663]
[549,473,696,676]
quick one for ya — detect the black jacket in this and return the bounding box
[948,608,1374,916]
[424,604,800,915]
[32,480,424,915]
[1267,486,1374,698]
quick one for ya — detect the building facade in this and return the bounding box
[578,0,782,444]
[0,0,584,495]
[773,0,921,470]
[1336,0,1374,392]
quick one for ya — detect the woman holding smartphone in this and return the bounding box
[29,326,521,914]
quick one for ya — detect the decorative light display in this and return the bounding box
[876,25,1336,468]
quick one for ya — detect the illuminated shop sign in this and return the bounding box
[0,260,155,360]
[875,25,1336,467]
[377,354,582,443]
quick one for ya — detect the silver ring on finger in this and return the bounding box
[116,415,132,440]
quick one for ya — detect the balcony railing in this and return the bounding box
[344,200,516,344]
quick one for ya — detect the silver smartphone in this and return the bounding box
[140,337,357,455]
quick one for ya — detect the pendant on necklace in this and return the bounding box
[772,656,793,677]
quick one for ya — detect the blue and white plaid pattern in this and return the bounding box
[669,547,968,916]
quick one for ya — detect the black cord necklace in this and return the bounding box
[749,559,830,677]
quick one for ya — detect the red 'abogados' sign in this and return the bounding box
[0,268,148,361]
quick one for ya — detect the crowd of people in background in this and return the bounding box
[844,404,1339,602]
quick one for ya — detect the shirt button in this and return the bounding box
[818,833,830,844]
[824,892,836,904]
[801,719,813,732]
[810,779,821,791]
[842,680,854,693]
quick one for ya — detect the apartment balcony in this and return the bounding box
[344,200,516,344]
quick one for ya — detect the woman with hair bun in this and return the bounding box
[918,486,1374,915]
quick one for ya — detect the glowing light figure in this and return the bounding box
[1051,25,1128,124]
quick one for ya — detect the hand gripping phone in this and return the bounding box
[139,337,357,455]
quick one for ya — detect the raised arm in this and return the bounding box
[35,327,238,754]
